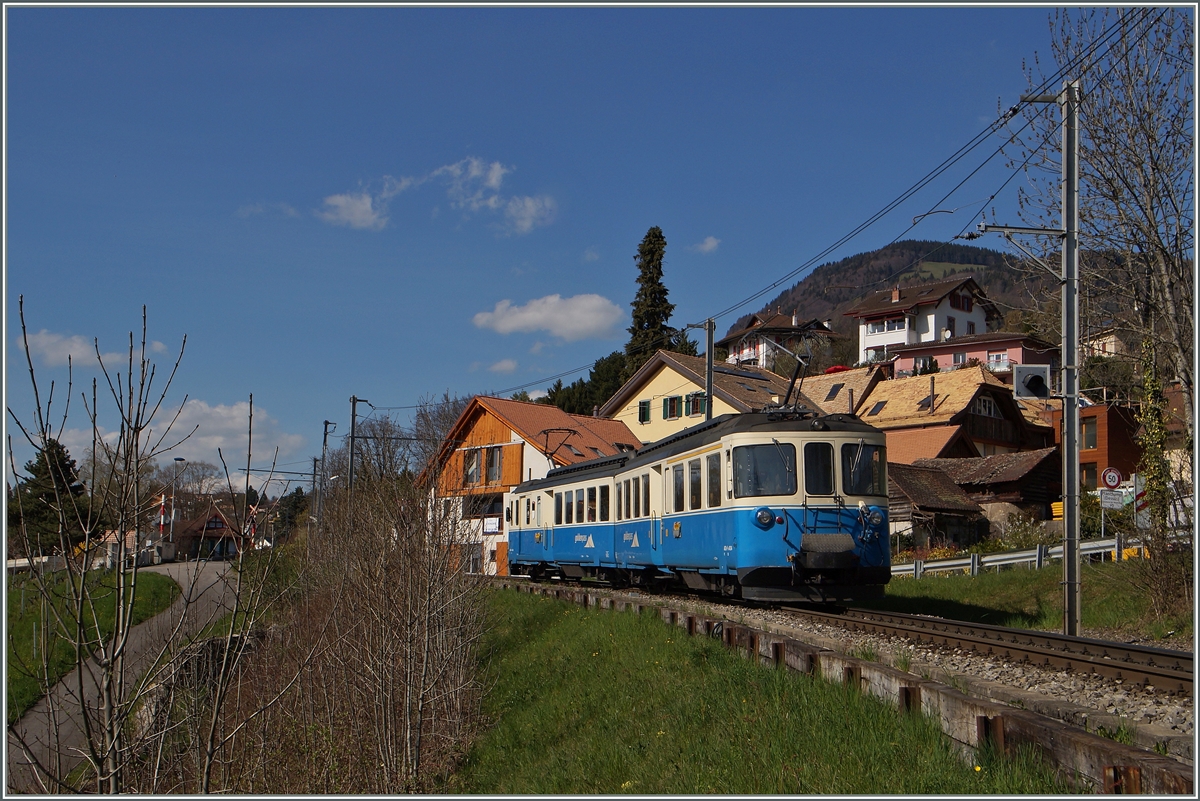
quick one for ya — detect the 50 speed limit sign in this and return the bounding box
[1101,467,1123,489]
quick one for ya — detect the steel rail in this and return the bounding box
[779,605,1193,696]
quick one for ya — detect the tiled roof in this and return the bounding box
[715,314,834,348]
[472,396,641,464]
[844,276,993,319]
[888,463,983,513]
[798,365,886,415]
[884,426,975,464]
[857,365,1008,429]
[914,447,1059,486]
[888,331,1059,354]
[599,350,822,416]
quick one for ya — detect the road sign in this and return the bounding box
[1101,467,1123,489]
[1100,490,1124,510]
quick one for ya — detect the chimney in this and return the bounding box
[592,405,599,418]
[792,310,798,326]
[891,287,901,303]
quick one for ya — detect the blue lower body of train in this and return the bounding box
[508,502,890,603]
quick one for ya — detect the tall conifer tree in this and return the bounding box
[624,226,694,380]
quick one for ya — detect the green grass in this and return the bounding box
[445,590,1078,794]
[865,559,1193,641]
[7,569,180,723]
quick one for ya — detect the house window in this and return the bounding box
[867,400,887,416]
[824,383,844,402]
[1081,463,1098,490]
[486,446,501,483]
[987,350,1005,364]
[967,321,976,335]
[637,400,651,424]
[867,320,886,334]
[1081,418,1097,450]
[914,356,936,372]
[945,317,956,337]
[462,449,481,486]
[963,295,973,312]
[663,396,682,420]
[686,393,707,416]
[953,352,966,365]
[886,318,906,332]
[974,395,1001,418]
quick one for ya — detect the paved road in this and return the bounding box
[7,561,236,793]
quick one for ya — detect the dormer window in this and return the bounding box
[974,395,1001,418]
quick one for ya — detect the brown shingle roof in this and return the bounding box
[844,275,999,321]
[888,463,983,513]
[715,314,834,348]
[857,365,1008,429]
[914,447,1059,486]
[798,365,886,415]
[884,426,976,464]
[472,396,641,464]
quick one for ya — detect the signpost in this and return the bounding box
[1099,467,1124,558]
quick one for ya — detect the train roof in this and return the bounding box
[512,411,882,493]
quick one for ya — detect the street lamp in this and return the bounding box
[170,457,186,544]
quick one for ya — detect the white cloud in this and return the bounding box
[691,236,721,254]
[505,195,557,235]
[434,157,510,211]
[473,294,624,341]
[582,247,600,262]
[528,389,548,401]
[317,191,388,230]
[20,329,129,367]
[488,358,518,374]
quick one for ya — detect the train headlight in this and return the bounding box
[868,509,884,527]
[755,508,774,528]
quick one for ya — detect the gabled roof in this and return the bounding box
[888,331,1059,355]
[597,350,821,418]
[174,505,239,538]
[884,425,979,464]
[914,447,1059,486]
[888,463,983,514]
[797,365,887,415]
[715,314,834,349]
[435,396,641,476]
[844,275,1000,321]
[856,365,1011,429]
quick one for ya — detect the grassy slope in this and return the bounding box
[447,590,1077,795]
[865,559,1193,642]
[7,569,180,723]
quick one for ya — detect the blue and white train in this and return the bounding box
[505,410,890,603]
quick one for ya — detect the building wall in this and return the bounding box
[1047,405,1141,489]
[858,297,989,364]
[606,365,739,443]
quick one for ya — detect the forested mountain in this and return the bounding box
[727,240,1055,341]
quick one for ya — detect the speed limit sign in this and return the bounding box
[1101,467,1123,489]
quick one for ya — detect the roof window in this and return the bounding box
[867,400,887,416]
[824,383,844,402]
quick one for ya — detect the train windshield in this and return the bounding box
[841,442,886,496]
[733,443,796,498]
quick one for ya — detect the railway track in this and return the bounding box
[780,605,1193,696]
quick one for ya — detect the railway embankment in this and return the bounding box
[494,579,1193,795]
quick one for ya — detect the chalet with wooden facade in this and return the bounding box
[716,310,834,370]
[915,447,1061,525]
[1042,403,1141,490]
[431,396,640,575]
[887,463,987,549]
[174,504,246,560]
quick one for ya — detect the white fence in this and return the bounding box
[890,537,1146,578]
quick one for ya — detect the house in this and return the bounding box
[915,447,1061,526]
[1041,402,1142,490]
[430,396,641,575]
[888,331,1058,378]
[173,503,247,560]
[793,364,888,416]
[855,365,1054,463]
[598,350,822,443]
[887,463,987,550]
[844,276,1002,366]
[716,310,834,370]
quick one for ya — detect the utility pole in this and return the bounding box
[318,419,336,527]
[705,319,715,421]
[348,397,368,492]
[978,80,1082,636]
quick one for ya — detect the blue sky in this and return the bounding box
[6,5,1072,493]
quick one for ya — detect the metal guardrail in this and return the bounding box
[890,537,1146,578]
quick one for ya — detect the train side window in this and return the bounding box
[673,465,685,512]
[624,479,632,519]
[616,482,623,521]
[587,487,597,522]
[576,489,585,523]
[555,492,563,525]
[642,474,650,517]
[707,453,722,507]
[688,459,702,510]
[525,498,531,525]
[599,485,610,521]
[632,476,641,518]
[804,442,834,495]
[536,497,541,526]
[565,491,574,524]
